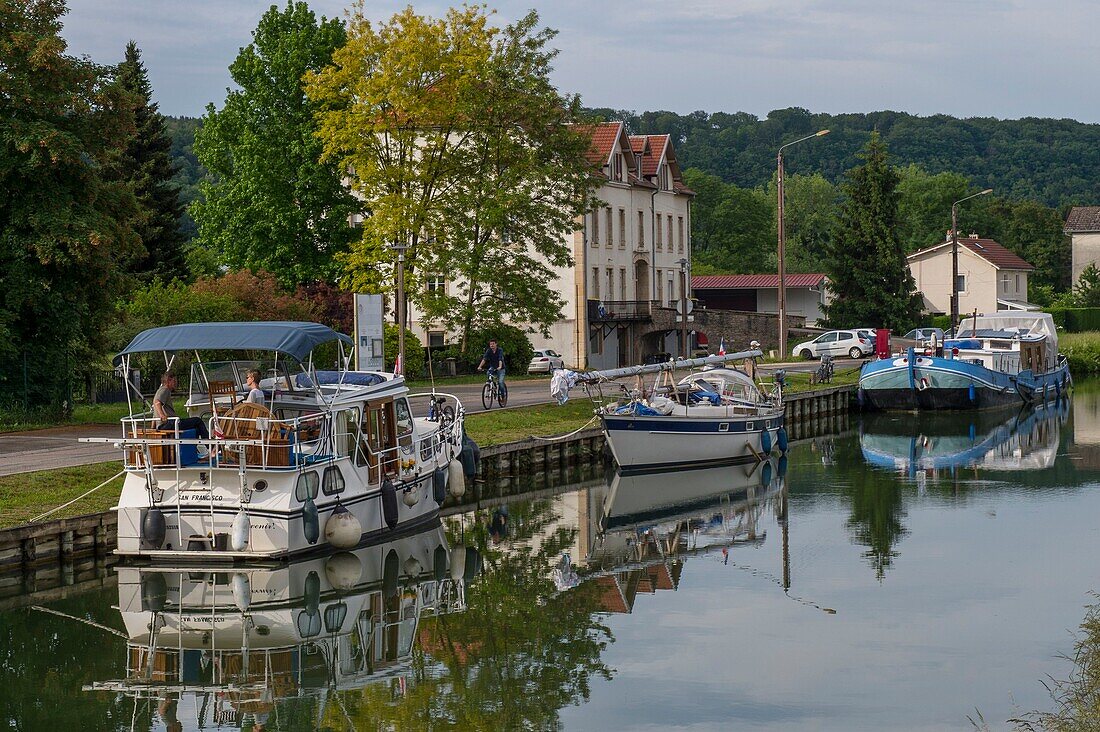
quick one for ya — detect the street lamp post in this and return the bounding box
[950,189,993,331]
[389,238,410,375]
[777,129,829,359]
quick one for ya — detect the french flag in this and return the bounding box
[718,339,726,356]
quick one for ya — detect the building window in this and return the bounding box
[667,215,674,253]
[606,267,614,301]
[656,214,663,250]
[428,331,445,348]
[592,209,599,246]
[612,154,622,181]
[426,275,446,295]
[667,276,674,306]
[618,208,626,248]
[678,216,684,252]
[620,267,627,300]
[606,208,614,247]
[956,274,967,293]
[590,330,603,355]
[637,210,645,246]
[592,267,600,298]
[1016,273,1021,291]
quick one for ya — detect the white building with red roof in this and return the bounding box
[691,273,829,326]
[907,231,1036,315]
[408,120,696,370]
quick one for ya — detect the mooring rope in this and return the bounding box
[30,469,125,523]
[529,415,600,441]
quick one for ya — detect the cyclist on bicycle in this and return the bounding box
[477,339,507,397]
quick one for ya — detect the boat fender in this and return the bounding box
[919,377,930,391]
[304,571,320,615]
[760,460,773,487]
[403,556,423,579]
[402,484,419,507]
[142,507,166,549]
[230,509,250,552]
[760,429,773,456]
[433,544,449,581]
[464,546,481,582]
[450,544,467,581]
[776,427,789,454]
[777,455,788,478]
[432,467,448,504]
[448,459,466,499]
[968,384,976,403]
[325,551,362,591]
[381,480,399,530]
[231,572,251,612]
[140,572,168,613]
[324,503,361,550]
[460,434,480,478]
[383,549,400,599]
[302,495,320,545]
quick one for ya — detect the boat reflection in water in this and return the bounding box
[550,458,789,605]
[85,521,476,729]
[860,399,1070,479]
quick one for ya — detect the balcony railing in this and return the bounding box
[588,299,657,321]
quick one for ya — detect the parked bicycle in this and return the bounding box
[813,354,834,385]
[427,392,456,427]
[481,368,508,409]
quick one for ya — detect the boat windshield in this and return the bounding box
[188,360,298,402]
[682,368,762,402]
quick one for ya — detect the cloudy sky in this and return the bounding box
[63,0,1100,123]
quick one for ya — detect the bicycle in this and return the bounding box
[812,354,834,385]
[481,368,508,409]
[427,392,456,427]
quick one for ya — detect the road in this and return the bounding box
[0,358,865,477]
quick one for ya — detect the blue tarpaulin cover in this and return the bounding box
[116,322,352,364]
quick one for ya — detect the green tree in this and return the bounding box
[768,172,839,273]
[682,168,772,273]
[0,0,140,411]
[116,41,188,281]
[1069,264,1100,307]
[895,164,970,252]
[823,133,921,331]
[193,1,358,287]
[305,6,596,346]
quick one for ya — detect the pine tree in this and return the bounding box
[823,133,921,332]
[116,41,187,281]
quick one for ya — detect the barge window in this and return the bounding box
[322,466,345,496]
[394,398,414,447]
[295,471,319,501]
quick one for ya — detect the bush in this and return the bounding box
[1048,308,1100,333]
[384,323,425,377]
[1060,332,1100,375]
[431,325,535,375]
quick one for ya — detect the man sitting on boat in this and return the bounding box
[244,369,265,406]
[154,372,209,442]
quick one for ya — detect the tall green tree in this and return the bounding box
[305,5,596,344]
[116,41,187,281]
[895,164,970,252]
[193,1,357,287]
[768,172,838,273]
[682,168,772,273]
[0,0,140,411]
[823,133,921,330]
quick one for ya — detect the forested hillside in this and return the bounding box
[588,106,1100,208]
[163,116,204,239]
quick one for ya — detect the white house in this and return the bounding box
[408,121,695,370]
[1066,206,1100,284]
[907,232,1035,315]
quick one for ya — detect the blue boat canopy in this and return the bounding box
[116,322,353,364]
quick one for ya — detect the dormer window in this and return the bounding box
[612,154,623,182]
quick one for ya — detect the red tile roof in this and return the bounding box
[637,134,669,176]
[595,575,630,614]
[692,273,827,289]
[1066,207,1100,233]
[909,236,1033,271]
[577,122,622,166]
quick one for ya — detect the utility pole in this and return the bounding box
[390,238,410,375]
[678,258,689,358]
[950,189,993,331]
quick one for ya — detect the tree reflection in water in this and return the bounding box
[329,498,614,730]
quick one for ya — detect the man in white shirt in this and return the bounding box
[245,370,265,406]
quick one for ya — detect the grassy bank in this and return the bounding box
[0,402,132,433]
[1060,332,1100,375]
[0,462,125,529]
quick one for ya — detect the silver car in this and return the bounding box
[791,330,874,360]
[527,348,565,373]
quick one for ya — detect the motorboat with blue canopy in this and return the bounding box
[84,321,471,563]
[858,312,1071,410]
[551,351,786,473]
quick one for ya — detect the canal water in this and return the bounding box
[3,388,1100,731]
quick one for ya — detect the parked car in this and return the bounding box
[856,328,878,350]
[527,348,565,373]
[792,330,874,360]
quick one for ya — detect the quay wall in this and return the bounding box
[0,385,856,600]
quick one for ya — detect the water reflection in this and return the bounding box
[860,400,1069,479]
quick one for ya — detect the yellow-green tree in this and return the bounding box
[304,5,596,345]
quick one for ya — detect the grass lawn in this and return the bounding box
[0,462,125,528]
[0,401,133,433]
[463,399,597,446]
